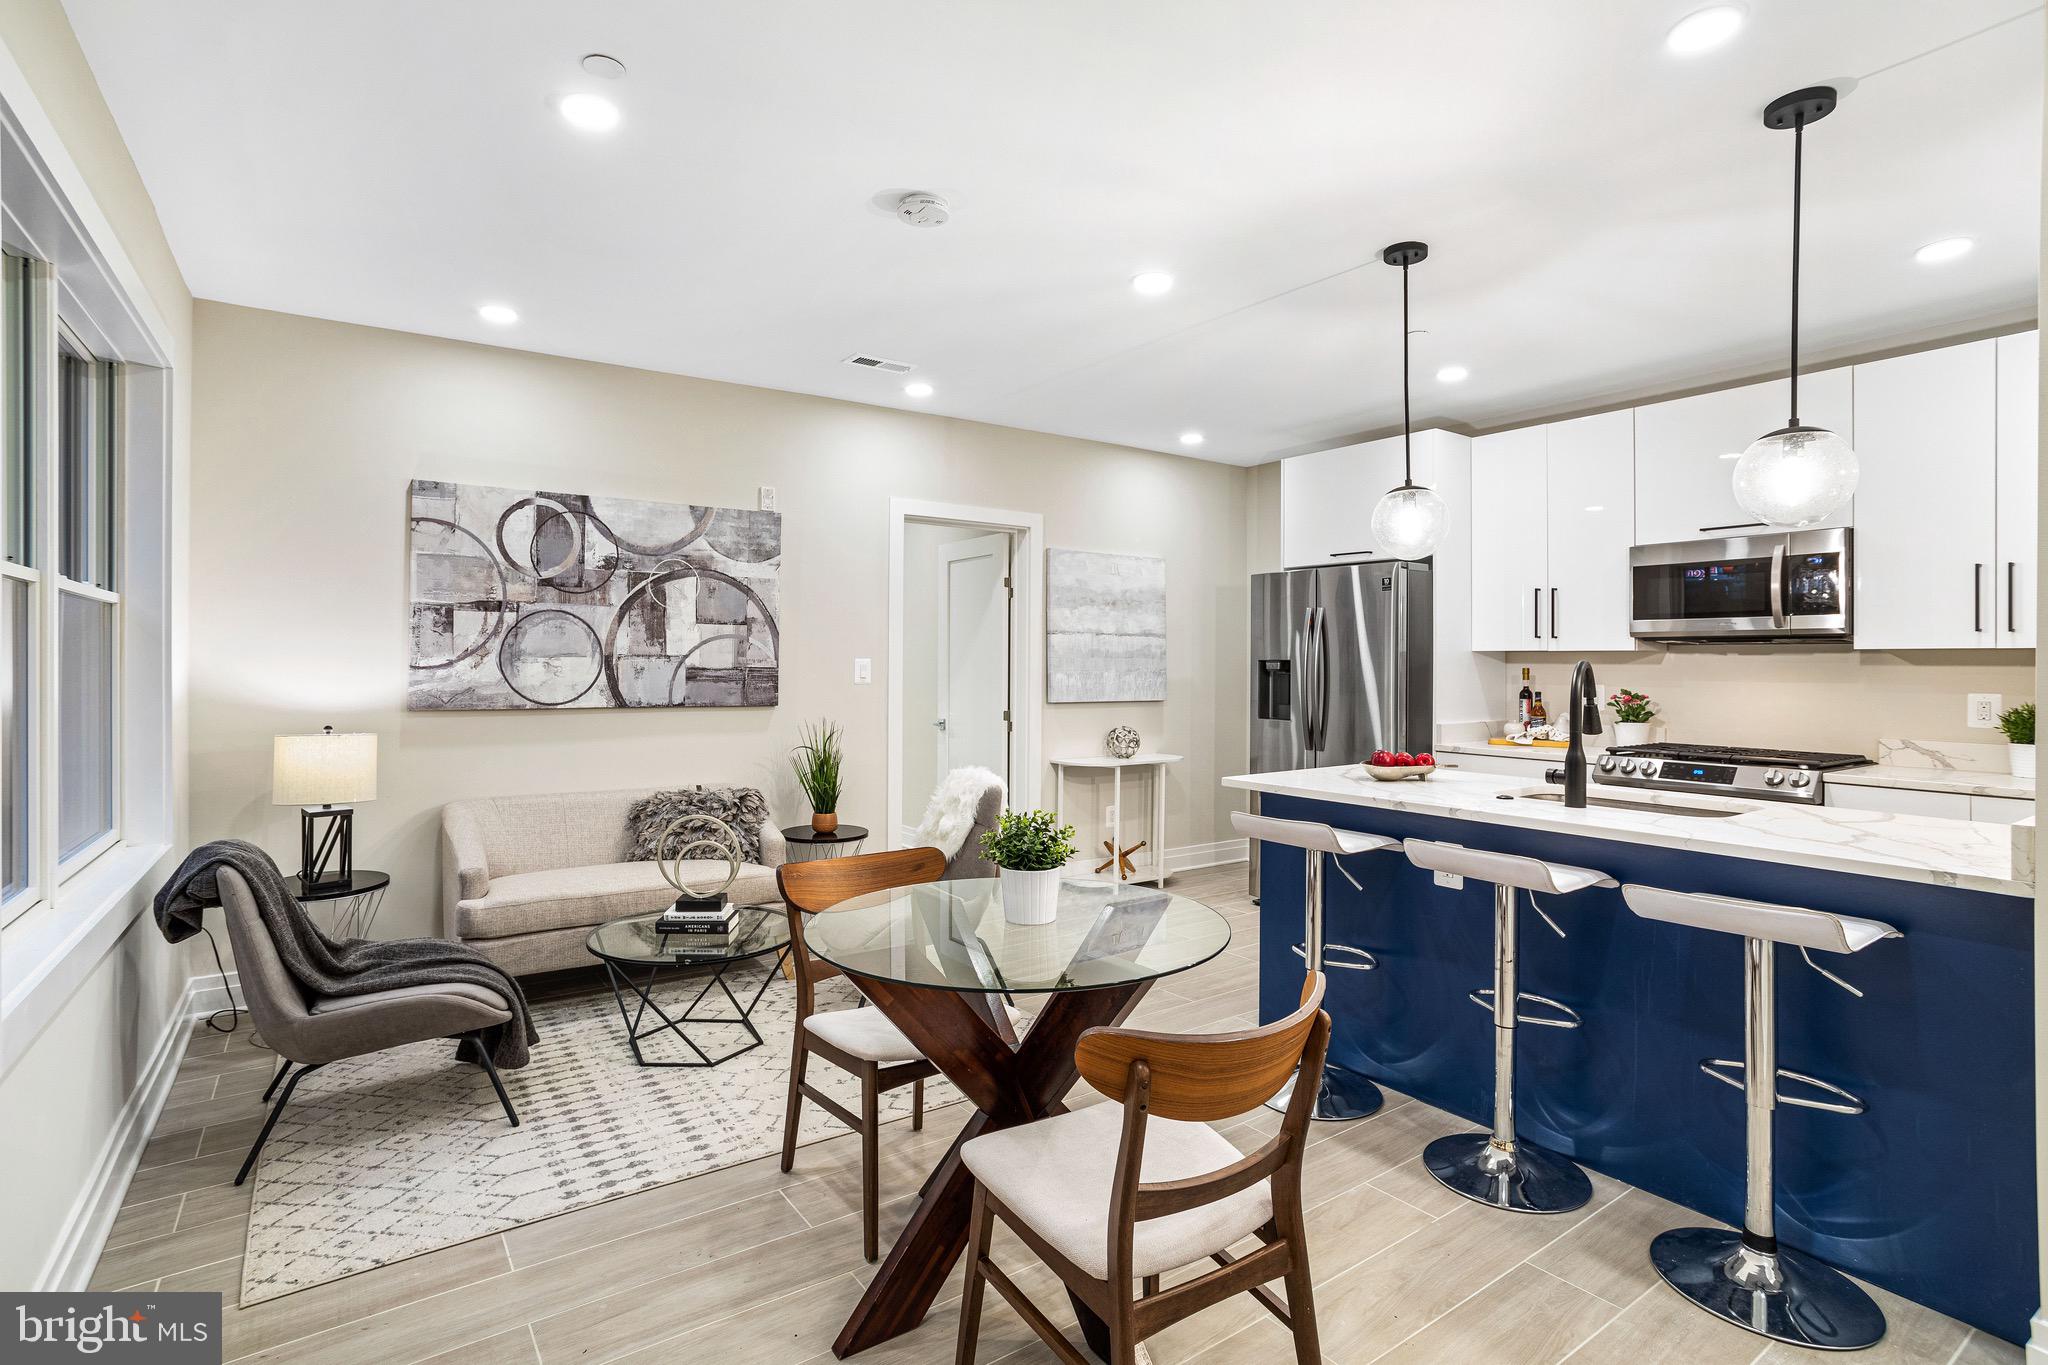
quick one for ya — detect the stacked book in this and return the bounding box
[655,894,736,944]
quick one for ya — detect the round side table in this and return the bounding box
[780,823,871,863]
[285,870,391,939]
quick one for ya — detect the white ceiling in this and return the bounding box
[62,1,2044,465]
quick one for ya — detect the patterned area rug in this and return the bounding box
[240,970,961,1305]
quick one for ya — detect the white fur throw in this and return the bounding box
[911,767,1005,860]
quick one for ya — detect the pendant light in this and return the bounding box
[1370,241,1448,560]
[1732,87,1859,527]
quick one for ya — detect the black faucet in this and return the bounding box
[1563,660,1603,809]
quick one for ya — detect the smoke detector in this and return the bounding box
[895,192,951,227]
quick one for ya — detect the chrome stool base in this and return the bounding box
[1423,1132,1592,1215]
[1265,1062,1383,1122]
[1650,1227,1886,1351]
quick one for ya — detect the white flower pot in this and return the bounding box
[1613,722,1654,748]
[2011,744,2035,780]
[998,867,1062,925]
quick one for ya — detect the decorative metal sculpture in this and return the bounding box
[655,812,743,901]
[1105,724,1141,759]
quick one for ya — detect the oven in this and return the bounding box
[1629,528,1851,643]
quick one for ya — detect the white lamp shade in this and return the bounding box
[1370,483,1449,560]
[273,731,378,806]
[1732,425,1859,528]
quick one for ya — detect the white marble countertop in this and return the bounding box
[1224,766,2033,898]
[1827,763,2035,800]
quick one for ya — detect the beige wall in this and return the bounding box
[0,0,193,1290]
[188,302,1253,942]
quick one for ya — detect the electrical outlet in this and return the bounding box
[758,485,778,512]
[853,657,871,684]
[1104,804,1118,830]
[1968,693,2002,729]
[1434,870,1464,890]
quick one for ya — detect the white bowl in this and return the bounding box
[1364,763,1435,781]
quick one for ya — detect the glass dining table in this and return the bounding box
[801,876,1231,1360]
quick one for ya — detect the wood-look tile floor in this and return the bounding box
[95,863,2018,1365]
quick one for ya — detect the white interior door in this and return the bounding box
[936,532,1011,791]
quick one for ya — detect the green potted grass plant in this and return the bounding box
[1999,701,2035,780]
[790,720,844,833]
[980,809,1078,925]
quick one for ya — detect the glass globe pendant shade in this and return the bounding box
[1731,424,1859,528]
[1370,482,1448,560]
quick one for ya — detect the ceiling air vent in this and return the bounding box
[842,354,915,375]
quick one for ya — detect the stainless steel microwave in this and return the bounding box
[1630,528,1851,642]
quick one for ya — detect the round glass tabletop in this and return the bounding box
[586,906,790,967]
[801,877,1230,995]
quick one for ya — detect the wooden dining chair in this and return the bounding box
[776,847,948,1262]
[953,972,1331,1365]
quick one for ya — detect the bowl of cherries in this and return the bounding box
[1364,750,1436,781]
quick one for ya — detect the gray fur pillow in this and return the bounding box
[626,787,769,865]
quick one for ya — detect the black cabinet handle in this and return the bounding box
[1699,521,1770,533]
[1974,563,1985,633]
[2009,561,2018,635]
[1532,587,1541,639]
[1330,550,1372,557]
[1550,587,1559,639]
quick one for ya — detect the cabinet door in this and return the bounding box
[1823,784,1971,819]
[1633,369,1853,546]
[1853,340,1998,650]
[1278,437,1411,566]
[1469,427,1547,650]
[1970,794,2034,825]
[1544,409,1635,651]
[1996,331,2038,648]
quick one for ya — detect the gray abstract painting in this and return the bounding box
[407,480,781,710]
[1046,548,1166,702]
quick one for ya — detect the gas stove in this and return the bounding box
[1593,742,1873,805]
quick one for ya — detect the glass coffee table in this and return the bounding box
[586,906,792,1068]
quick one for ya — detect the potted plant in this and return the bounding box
[980,809,1078,926]
[790,719,844,833]
[2000,702,2035,780]
[1605,688,1660,748]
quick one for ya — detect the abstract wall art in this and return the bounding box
[406,480,781,710]
[1046,548,1166,703]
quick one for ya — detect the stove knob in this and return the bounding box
[1763,769,1786,786]
[1620,759,1638,775]
[1789,771,1812,788]
[1596,754,1617,773]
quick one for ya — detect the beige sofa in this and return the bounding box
[440,788,786,976]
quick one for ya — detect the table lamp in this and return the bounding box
[273,726,377,886]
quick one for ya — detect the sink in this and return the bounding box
[1511,790,1747,819]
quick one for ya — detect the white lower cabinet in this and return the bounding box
[1432,749,1560,778]
[1971,794,2034,825]
[1824,783,2033,823]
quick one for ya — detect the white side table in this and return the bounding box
[1049,753,1183,886]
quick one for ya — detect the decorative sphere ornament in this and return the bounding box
[1105,725,1141,759]
[1370,483,1448,560]
[655,813,742,900]
[1732,425,1859,528]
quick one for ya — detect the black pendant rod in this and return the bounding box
[1789,113,1803,427]
[1400,258,1413,485]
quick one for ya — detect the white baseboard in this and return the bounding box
[189,968,240,1020]
[1164,839,1249,874]
[2026,1311,2048,1363]
[34,974,203,1291]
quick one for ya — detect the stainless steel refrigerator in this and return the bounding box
[1247,560,1433,896]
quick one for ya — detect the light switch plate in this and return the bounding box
[758,485,778,512]
[1968,693,2001,729]
[1434,870,1464,890]
[853,657,872,684]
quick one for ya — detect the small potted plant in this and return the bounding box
[1605,689,1660,748]
[980,809,1077,926]
[2000,702,2035,780]
[790,719,844,834]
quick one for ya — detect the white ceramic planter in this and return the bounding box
[998,867,1062,925]
[2011,743,2036,780]
[1613,721,1654,748]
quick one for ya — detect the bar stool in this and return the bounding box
[1401,839,1614,1214]
[1622,884,1900,1352]
[1232,810,1395,1120]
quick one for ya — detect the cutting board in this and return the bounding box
[1487,737,1571,748]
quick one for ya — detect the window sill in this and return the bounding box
[0,840,173,1077]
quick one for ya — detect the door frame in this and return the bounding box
[888,499,1043,847]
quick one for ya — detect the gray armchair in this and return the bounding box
[218,867,521,1186]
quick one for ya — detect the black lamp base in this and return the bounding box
[300,805,355,887]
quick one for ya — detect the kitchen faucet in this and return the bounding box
[1563,660,1603,809]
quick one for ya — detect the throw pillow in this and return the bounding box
[627,786,769,865]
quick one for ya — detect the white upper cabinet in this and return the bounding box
[1633,369,1853,547]
[1852,339,1998,650]
[1996,331,2038,649]
[1470,426,1546,650]
[1544,410,1636,652]
[1278,433,1432,566]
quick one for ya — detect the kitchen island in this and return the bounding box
[1225,766,2035,1343]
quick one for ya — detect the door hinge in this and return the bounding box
[1004,709,1013,729]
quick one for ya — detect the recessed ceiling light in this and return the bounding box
[1179,431,1205,446]
[1584,505,1606,513]
[581,53,628,80]
[1914,236,1975,265]
[559,92,621,133]
[1436,365,1469,384]
[1666,6,1744,56]
[1131,271,1175,297]
[477,303,518,326]
[903,381,934,399]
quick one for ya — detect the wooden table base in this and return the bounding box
[830,975,1151,1359]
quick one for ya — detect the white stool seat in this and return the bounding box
[1232,811,1396,857]
[805,1002,1029,1064]
[1621,886,1898,954]
[1402,839,1617,895]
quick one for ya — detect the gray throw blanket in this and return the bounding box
[154,840,538,1069]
